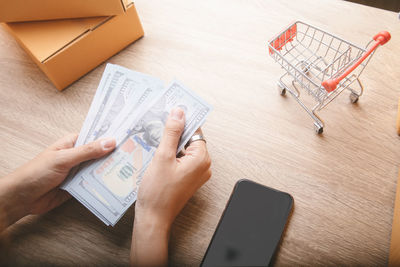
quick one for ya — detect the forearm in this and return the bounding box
[131,211,170,267]
[0,172,28,233]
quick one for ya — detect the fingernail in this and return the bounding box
[100,138,115,151]
[171,107,184,121]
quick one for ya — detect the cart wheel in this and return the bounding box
[278,84,286,96]
[314,123,323,134]
[302,66,310,75]
[349,92,359,104]
[300,62,311,75]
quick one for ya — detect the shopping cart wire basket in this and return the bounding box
[268,21,390,134]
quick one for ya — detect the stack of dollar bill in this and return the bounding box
[61,63,212,226]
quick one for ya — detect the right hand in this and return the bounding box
[135,107,212,231]
[131,107,211,266]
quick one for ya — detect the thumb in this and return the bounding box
[158,107,185,156]
[61,137,116,167]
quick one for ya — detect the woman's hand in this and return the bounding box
[0,134,116,232]
[131,108,212,266]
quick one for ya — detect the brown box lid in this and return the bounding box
[0,0,132,22]
[3,3,144,90]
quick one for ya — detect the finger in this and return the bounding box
[50,133,78,150]
[179,138,210,170]
[60,137,116,168]
[157,107,185,159]
[30,189,72,215]
[196,168,212,187]
[185,138,207,155]
[184,127,204,149]
[185,128,207,155]
[178,127,210,176]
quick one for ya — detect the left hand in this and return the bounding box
[0,134,116,232]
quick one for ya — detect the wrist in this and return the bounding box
[131,207,171,266]
[134,207,171,237]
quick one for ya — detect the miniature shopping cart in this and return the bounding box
[268,21,390,134]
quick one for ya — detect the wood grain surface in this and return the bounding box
[0,0,399,265]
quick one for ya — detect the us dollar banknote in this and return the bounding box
[62,64,212,226]
[60,64,124,190]
[90,69,164,142]
[81,81,211,225]
[61,65,162,190]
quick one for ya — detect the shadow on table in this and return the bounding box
[0,198,134,266]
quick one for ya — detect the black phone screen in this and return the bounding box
[201,179,293,267]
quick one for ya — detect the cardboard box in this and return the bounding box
[389,170,400,266]
[396,97,400,135]
[2,3,144,91]
[0,0,132,22]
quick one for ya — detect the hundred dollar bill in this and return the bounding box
[102,78,164,145]
[61,64,123,189]
[61,63,213,226]
[67,177,121,225]
[62,64,162,190]
[80,67,125,145]
[65,76,163,205]
[89,67,164,142]
[79,81,212,224]
[77,77,165,214]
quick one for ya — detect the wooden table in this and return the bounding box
[0,0,399,265]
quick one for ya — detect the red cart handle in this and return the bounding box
[322,31,391,92]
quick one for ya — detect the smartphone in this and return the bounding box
[201,179,293,267]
